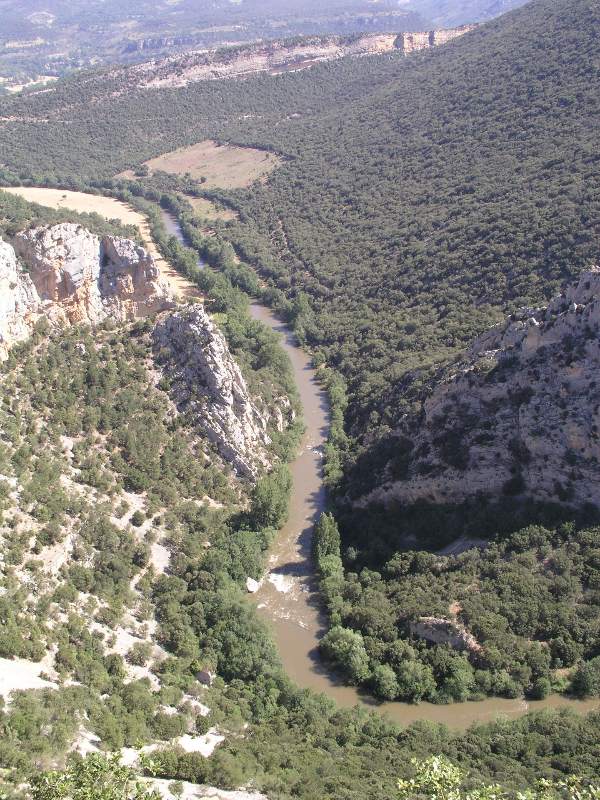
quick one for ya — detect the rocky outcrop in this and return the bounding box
[153,306,282,479]
[410,617,480,653]
[0,224,174,357]
[360,268,600,510]
[397,26,476,54]
[0,238,40,359]
[130,28,475,90]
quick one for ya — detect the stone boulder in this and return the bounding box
[409,617,480,653]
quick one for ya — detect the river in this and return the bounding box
[161,209,600,730]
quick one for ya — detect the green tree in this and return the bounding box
[313,512,341,565]
[319,625,371,684]
[31,754,161,800]
[397,757,600,800]
[372,663,399,700]
[571,656,600,697]
[395,660,436,703]
[248,465,292,529]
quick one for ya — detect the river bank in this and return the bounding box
[161,208,600,729]
[5,187,595,730]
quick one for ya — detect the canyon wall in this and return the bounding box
[0,223,174,357]
[153,306,285,478]
[359,268,600,511]
[130,27,476,90]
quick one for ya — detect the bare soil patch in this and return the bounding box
[135,140,280,189]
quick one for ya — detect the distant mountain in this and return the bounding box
[0,0,427,84]
[406,0,531,27]
[0,0,529,85]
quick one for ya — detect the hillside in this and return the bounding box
[211,0,600,489]
[0,0,428,87]
[0,0,525,88]
[313,275,600,703]
[0,203,305,792]
[355,267,600,510]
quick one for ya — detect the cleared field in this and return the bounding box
[140,140,280,189]
[187,195,237,222]
[3,187,201,301]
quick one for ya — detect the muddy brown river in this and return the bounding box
[162,209,600,730]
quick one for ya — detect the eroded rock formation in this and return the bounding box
[0,223,174,357]
[153,305,285,478]
[130,28,476,90]
[409,617,480,653]
[360,268,600,510]
[0,237,40,358]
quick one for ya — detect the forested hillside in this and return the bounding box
[218,0,600,466]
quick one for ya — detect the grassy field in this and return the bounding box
[188,195,238,222]
[3,186,202,301]
[137,139,281,189]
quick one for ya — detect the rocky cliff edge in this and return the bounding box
[153,306,285,479]
[0,222,174,357]
[359,268,600,511]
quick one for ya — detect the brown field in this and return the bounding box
[139,140,280,189]
[187,195,238,222]
[3,187,202,302]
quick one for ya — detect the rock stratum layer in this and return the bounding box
[153,306,284,478]
[361,268,600,510]
[0,222,173,357]
[126,28,476,90]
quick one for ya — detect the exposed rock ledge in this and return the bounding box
[0,223,174,357]
[410,617,480,654]
[153,306,282,479]
[359,268,600,510]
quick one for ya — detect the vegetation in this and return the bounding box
[0,189,141,241]
[2,0,600,793]
[396,756,600,800]
[31,755,160,800]
[312,510,600,702]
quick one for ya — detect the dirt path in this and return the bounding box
[3,187,201,302]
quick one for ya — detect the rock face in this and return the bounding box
[398,26,475,54]
[409,617,480,653]
[0,224,174,357]
[0,237,40,358]
[360,268,600,510]
[153,306,277,479]
[130,28,476,90]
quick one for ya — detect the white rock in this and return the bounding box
[359,267,600,511]
[153,306,272,478]
[0,224,174,357]
[0,656,57,700]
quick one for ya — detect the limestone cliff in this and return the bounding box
[359,268,600,510]
[0,223,174,357]
[0,237,40,358]
[153,306,281,478]
[129,28,476,90]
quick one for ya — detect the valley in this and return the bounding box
[8,189,599,728]
[2,0,600,796]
